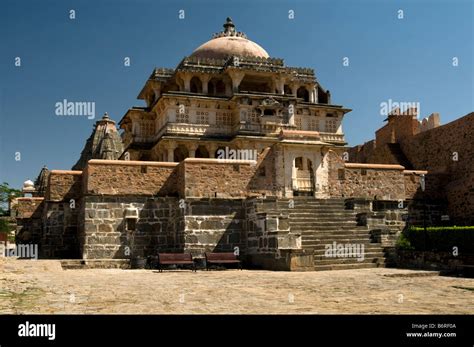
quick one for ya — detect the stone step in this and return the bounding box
[280,204,347,208]
[278,206,347,211]
[294,225,367,230]
[297,230,369,234]
[290,223,365,229]
[280,200,345,203]
[288,216,357,220]
[308,241,383,248]
[290,220,358,224]
[278,200,346,205]
[303,244,380,250]
[301,234,371,239]
[314,256,385,265]
[306,242,382,248]
[301,241,378,248]
[288,211,355,216]
[313,251,385,259]
[293,227,369,232]
[278,204,347,209]
[312,248,384,255]
[302,237,374,243]
[314,262,385,271]
[290,224,359,229]
[304,245,378,251]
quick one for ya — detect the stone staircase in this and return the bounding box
[277,198,386,271]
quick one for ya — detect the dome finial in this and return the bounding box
[223,17,236,35]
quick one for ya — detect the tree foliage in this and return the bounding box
[0,182,22,215]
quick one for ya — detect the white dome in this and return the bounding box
[191,36,269,60]
[22,180,35,192]
[23,180,34,188]
[191,18,269,60]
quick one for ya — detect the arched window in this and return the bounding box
[174,146,189,162]
[297,87,309,102]
[263,109,275,116]
[190,77,202,93]
[215,80,226,95]
[208,81,215,95]
[195,145,209,158]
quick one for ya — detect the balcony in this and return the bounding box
[319,132,346,144]
[157,122,233,138]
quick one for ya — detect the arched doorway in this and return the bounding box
[195,145,209,158]
[297,87,309,102]
[292,156,315,196]
[174,146,189,162]
[208,78,226,96]
[190,77,202,93]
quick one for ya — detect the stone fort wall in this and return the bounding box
[348,112,474,224]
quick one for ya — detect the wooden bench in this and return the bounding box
[205,252,242,270]
[148,253,196,272]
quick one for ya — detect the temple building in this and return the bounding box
[118,17,348,197]
[12,18,473,271]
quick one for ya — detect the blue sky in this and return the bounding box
[1,0,472,189]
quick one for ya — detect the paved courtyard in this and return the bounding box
[0,258,473,314]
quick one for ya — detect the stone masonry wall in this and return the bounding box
[84,160,179,196]
[182,199,246,259]
[445,172,474,225]
[81,196,181,259]
[181,147,278,198]
[14,197,44,245]
[400,113,473,177]
[41,200,81,258]
[348,113,474,224]
[36,171,82,258]
[400,113,474,223]
[326,152,406,200]
[375,115,419,147]
[182,159,256,198]
[348,142,402,166]
[46,170,82,201]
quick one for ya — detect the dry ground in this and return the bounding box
[0,258,473,314]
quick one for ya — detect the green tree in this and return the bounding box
[0,182,22,216]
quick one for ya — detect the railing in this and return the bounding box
[319,132,346,143]
[293,171,314,192]
[164,123,233,136]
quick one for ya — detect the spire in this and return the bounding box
[223,17,236,34]
[211,17,247,39]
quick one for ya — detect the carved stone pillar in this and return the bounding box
[291,84,298,96]
[166,142,176,162]
[225,80,232,96]
[228,70,245,93]
[200,75,210,94]
[275,77,285,95]
[188,143,198,158]
[207,143,218,159]
[181,73,192,93]
[292,158,298,190]
[308,86,315,103]
[288,102,295,126]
